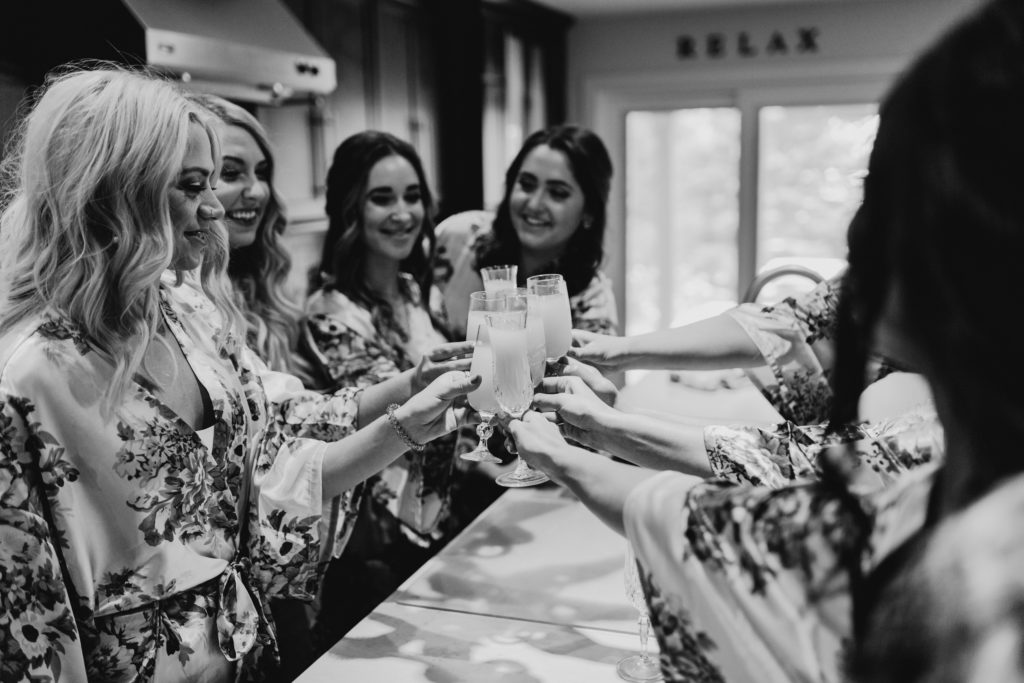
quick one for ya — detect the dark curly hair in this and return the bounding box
[314,130,438,342]
[476,124,612,297]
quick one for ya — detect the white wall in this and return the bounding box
[567,0,978,119]
[564,0,979,330]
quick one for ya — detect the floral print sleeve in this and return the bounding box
[726,275,843,424]
[623,471,862,683]
[571,270,619,335]
[703,402,943,489]
[0,389,87,683]
[302,290,403,389]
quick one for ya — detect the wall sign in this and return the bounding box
[676,27,820,59]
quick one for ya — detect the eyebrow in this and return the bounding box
[368,183,420,193]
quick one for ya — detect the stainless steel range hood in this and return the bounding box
[124,0,335,102]
[11,0,336,104]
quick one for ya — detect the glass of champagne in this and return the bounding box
[618,542,663,682]
[486,294,550,488]
[526,274,572,362]
[480,264,518,295]
[462,292,505,463]
[510,287,546,387]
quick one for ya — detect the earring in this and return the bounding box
[582,218,593,230]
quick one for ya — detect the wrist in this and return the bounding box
[386,403,427,451]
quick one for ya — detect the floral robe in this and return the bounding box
[624,458,941,683]
[703,402,941,489]
[303,274,455,544]
[0,275,362,683]
[433,209,619,339]
[728,272,898,425]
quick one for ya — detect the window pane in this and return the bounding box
[757,104,878,273]
[625,108,740,335]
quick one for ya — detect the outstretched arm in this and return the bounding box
[570,314,764,373]
[507,412,661,536]
[532,375,714,477]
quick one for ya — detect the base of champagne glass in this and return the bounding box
[460,445,502,464]
[496,463,550,488]
[616,655,662,682]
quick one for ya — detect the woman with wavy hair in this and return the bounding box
[434,124,618,339]
[303,130,477,643]
[191,93,308,379]
[0,65,478,683]
[508,0,1024,680]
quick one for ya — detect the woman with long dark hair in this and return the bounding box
[303,130,475,643]
[507,0,1024,680]
[435,124,618,339]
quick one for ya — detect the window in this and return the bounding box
[623,92,879,335]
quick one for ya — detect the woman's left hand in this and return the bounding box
[397,370,482,445]
[412,340,475,392]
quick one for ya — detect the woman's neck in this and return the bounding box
[519,247,563,281]
[364,252,403,300]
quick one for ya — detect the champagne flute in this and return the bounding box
[509,287,546,387]
[526,273,572,362]
[462,292,505,464]
[618,542,663,682]
[486,295,550,488]
[480,264,518,295]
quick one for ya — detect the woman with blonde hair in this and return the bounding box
[0,65,477,682]
[190,93,308,378]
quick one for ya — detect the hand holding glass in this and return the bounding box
[486,295,550,487]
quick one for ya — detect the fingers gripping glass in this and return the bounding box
[486,295,550,488]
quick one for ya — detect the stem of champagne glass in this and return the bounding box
[638,612,652,662]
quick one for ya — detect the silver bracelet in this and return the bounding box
[386,403,426,452]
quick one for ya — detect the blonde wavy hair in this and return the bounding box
[0,65,243,411]
[190,93,305,375]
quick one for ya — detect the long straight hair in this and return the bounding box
[0,65,241,412]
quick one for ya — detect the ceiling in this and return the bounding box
[535,0,860,18]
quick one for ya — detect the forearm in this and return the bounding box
[587,410,714,477]
[320,408,414,497]
[621,315,765,371]
[545,447,660,536]
[354,370,415,428]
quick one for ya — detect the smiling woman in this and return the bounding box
[190,94,308,380]
[0,66,480,683]
[301,130,479,645]
[434,124,619,341]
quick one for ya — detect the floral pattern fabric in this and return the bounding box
[704,402,942,489]
[624,463,941,683]
[433,209,619,339]
[728,272,898,425]
[303,274,456,544]
[0,273,363,683]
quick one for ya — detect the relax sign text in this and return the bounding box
[677,27,820,59]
